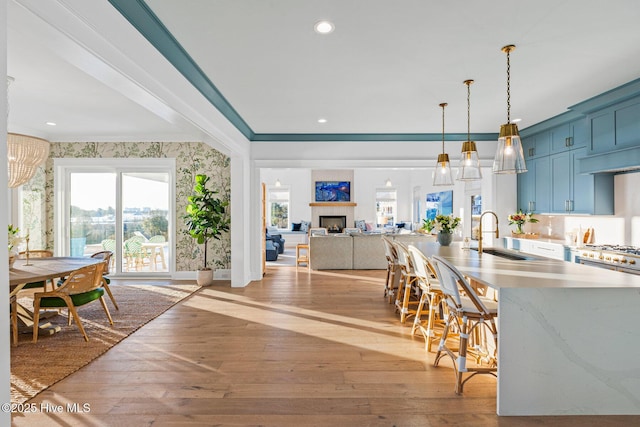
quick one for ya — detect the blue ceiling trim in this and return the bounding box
[108,0,255,140]
[252,133,498,142]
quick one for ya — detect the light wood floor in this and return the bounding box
[12,266,640,426]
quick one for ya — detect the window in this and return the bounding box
[267,186,290,230]
[376,188,397,226]
[55,158,175,276]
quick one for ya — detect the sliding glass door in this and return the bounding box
[121,172,170,273]
[56,159,174,276]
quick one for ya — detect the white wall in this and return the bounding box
[1,0,11,423]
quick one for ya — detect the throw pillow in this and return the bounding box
[292,223,302,231]
[300,221,311,232]
[355,219,366,232]
[365,222,374,231]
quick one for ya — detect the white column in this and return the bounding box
[1,0,11,423]
[250,162,265,280]
[230,154,252,287]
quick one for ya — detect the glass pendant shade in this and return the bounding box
[457,80,482,181]
[458,140,482,181]
[494,44,527,174]
[433,102,453,186]
[493,123,527,173]
[433,153,453,186]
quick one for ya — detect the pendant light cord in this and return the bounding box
[506,48,511,123]
[441,103,446,154]
[466,81,471,141]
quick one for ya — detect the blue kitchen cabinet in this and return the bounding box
[615,99,640,148]
[550,118,587,154]
[517,156,550,213]
[550,151,571,212]
[550,147,613,214]
[588,96,640,154]
[522,131,549,160]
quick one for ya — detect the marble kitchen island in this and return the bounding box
[414,242,640,416]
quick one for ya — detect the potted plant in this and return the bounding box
[184,174,230,285]
[421,218,436,234]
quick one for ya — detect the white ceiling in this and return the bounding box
[6,0,640,141]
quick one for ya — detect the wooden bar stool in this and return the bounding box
[296,243,309,268]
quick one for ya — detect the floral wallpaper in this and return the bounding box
[22,141,231,272]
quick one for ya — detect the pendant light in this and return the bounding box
[457,80,482,181]
[493,44,527,174]
[433,102,453,186]
[6,77,50,188]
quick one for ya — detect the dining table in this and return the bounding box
[9,256,102,335]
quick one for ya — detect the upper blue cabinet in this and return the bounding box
[522,131,549,160]
[587,97,640,154]
[570,78,640,174]
[549,118,587,154]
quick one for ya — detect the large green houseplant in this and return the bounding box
[184,174,230,285]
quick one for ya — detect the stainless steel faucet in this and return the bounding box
[478,210,499,254]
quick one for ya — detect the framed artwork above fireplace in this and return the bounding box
[315,181,350,202]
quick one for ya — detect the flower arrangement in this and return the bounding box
[421,218,435,233]
[432,214,461,234]
[508,210,539,234]
[8,224,23,251]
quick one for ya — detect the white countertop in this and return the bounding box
[412,242,640,289]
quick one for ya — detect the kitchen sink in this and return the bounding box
[471,247,538,261]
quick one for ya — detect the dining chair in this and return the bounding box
[18,250,54,258]
[32,261,113,342]
[380,236,400,303]
[101,239,116,252]
[90,251,119,310]
[392,241,420,323]
[123,238,144,271]
[407,245,444,351]
[17,249,55,291]
[10,294,18,346]
[430,255,498,394]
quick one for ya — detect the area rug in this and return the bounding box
[10,283,200,404]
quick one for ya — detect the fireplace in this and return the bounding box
[319,215,346,233]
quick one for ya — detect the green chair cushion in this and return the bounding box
[22,281,46,289]
[38,288,105,308]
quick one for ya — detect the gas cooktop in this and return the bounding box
[583,244,640,255]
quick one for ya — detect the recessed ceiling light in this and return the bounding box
[314,20,334,34]
[45,122,57,126]
[511,118,522,123]
[317,118,327,123]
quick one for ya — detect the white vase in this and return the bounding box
[196,268,214,286]
[8,249,18,269]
